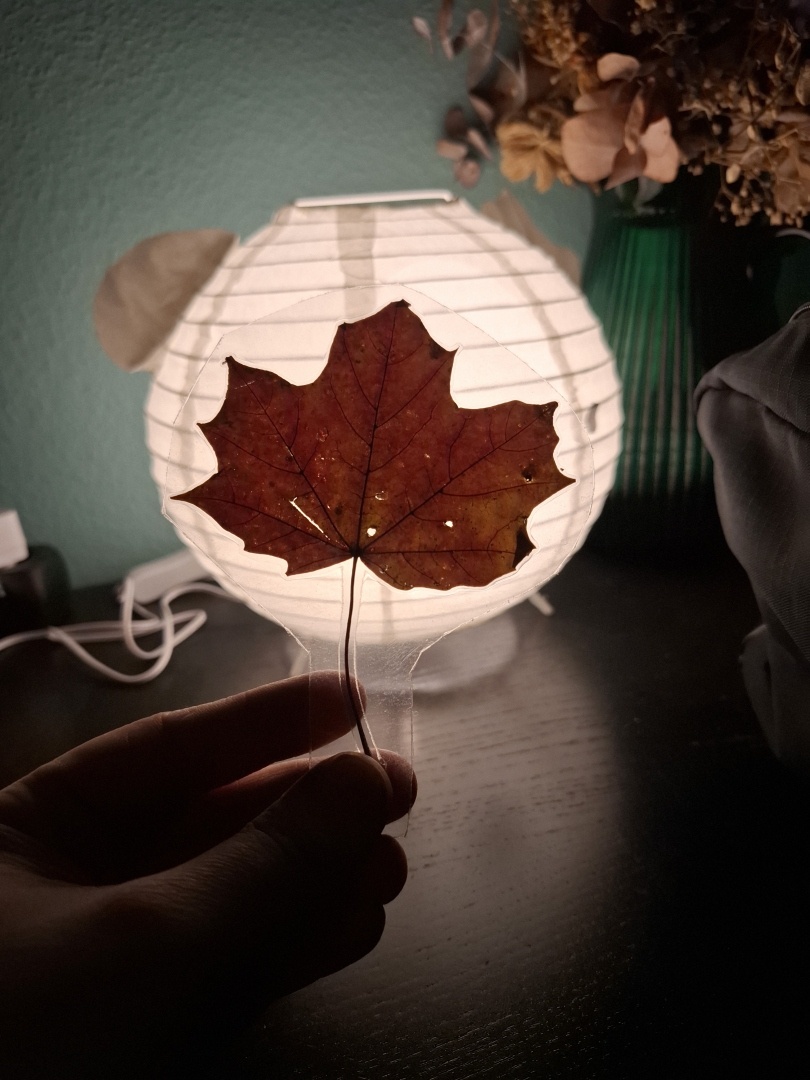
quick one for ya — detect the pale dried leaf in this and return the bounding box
[412,16,432,48]
[642,133,680,183]
[561,108,625,183]
[596,52,640,83]
[574,85,626,112]
[466,41,494,90]
[93,229,236,373]
[624,90,646,153]
[639,115,673,158]
[466,127,493,159]
[574,92,602,113]
[437,138,469,161]
[454,156,482,187]
[605,146,646,189]
[469,93,495,127]
[462,9,489,48]
[513,52,528,109]
[438,0,455,60]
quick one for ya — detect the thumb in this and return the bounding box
[108,754,396,1011]
[259,751,394,884]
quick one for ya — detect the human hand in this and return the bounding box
[0,673,415,1078]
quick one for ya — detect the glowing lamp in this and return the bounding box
[98,192,621,758]
[142,192,619,623]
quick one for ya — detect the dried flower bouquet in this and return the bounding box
[415,0,810,224]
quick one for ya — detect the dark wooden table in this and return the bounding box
[2,549,809,1079]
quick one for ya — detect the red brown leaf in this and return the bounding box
[174,301,573,593]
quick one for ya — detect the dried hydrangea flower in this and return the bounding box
[497,118,573,191]
[559,54,680,186]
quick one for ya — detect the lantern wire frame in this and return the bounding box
[163,284,594,781]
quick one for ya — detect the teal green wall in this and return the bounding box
[0,0,592,588]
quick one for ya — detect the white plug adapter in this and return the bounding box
[122,550,208,604]
[0,509,29,570]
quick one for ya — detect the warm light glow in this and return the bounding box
[150,197,621,648]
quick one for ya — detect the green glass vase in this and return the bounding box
[582,174,758,560]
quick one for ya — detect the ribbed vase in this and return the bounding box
[581,177,739,558]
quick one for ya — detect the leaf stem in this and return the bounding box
[343,556,372,756]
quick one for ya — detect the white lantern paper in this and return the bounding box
[146,194,621,760]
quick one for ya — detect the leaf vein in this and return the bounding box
[239,371,351,548]
[367,409,555,548]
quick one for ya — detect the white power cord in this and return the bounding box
[0,551,236,684]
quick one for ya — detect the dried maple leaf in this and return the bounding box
[174,300,573,755]
[174,300,573,596]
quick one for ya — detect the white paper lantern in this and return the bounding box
[146,194,621,651]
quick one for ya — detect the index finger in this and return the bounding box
[1,673,357,832]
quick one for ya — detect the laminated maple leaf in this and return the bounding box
[174,300,573,594]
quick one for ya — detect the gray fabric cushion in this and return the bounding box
[695,306,810,766]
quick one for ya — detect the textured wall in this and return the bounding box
[0,0,592,588]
